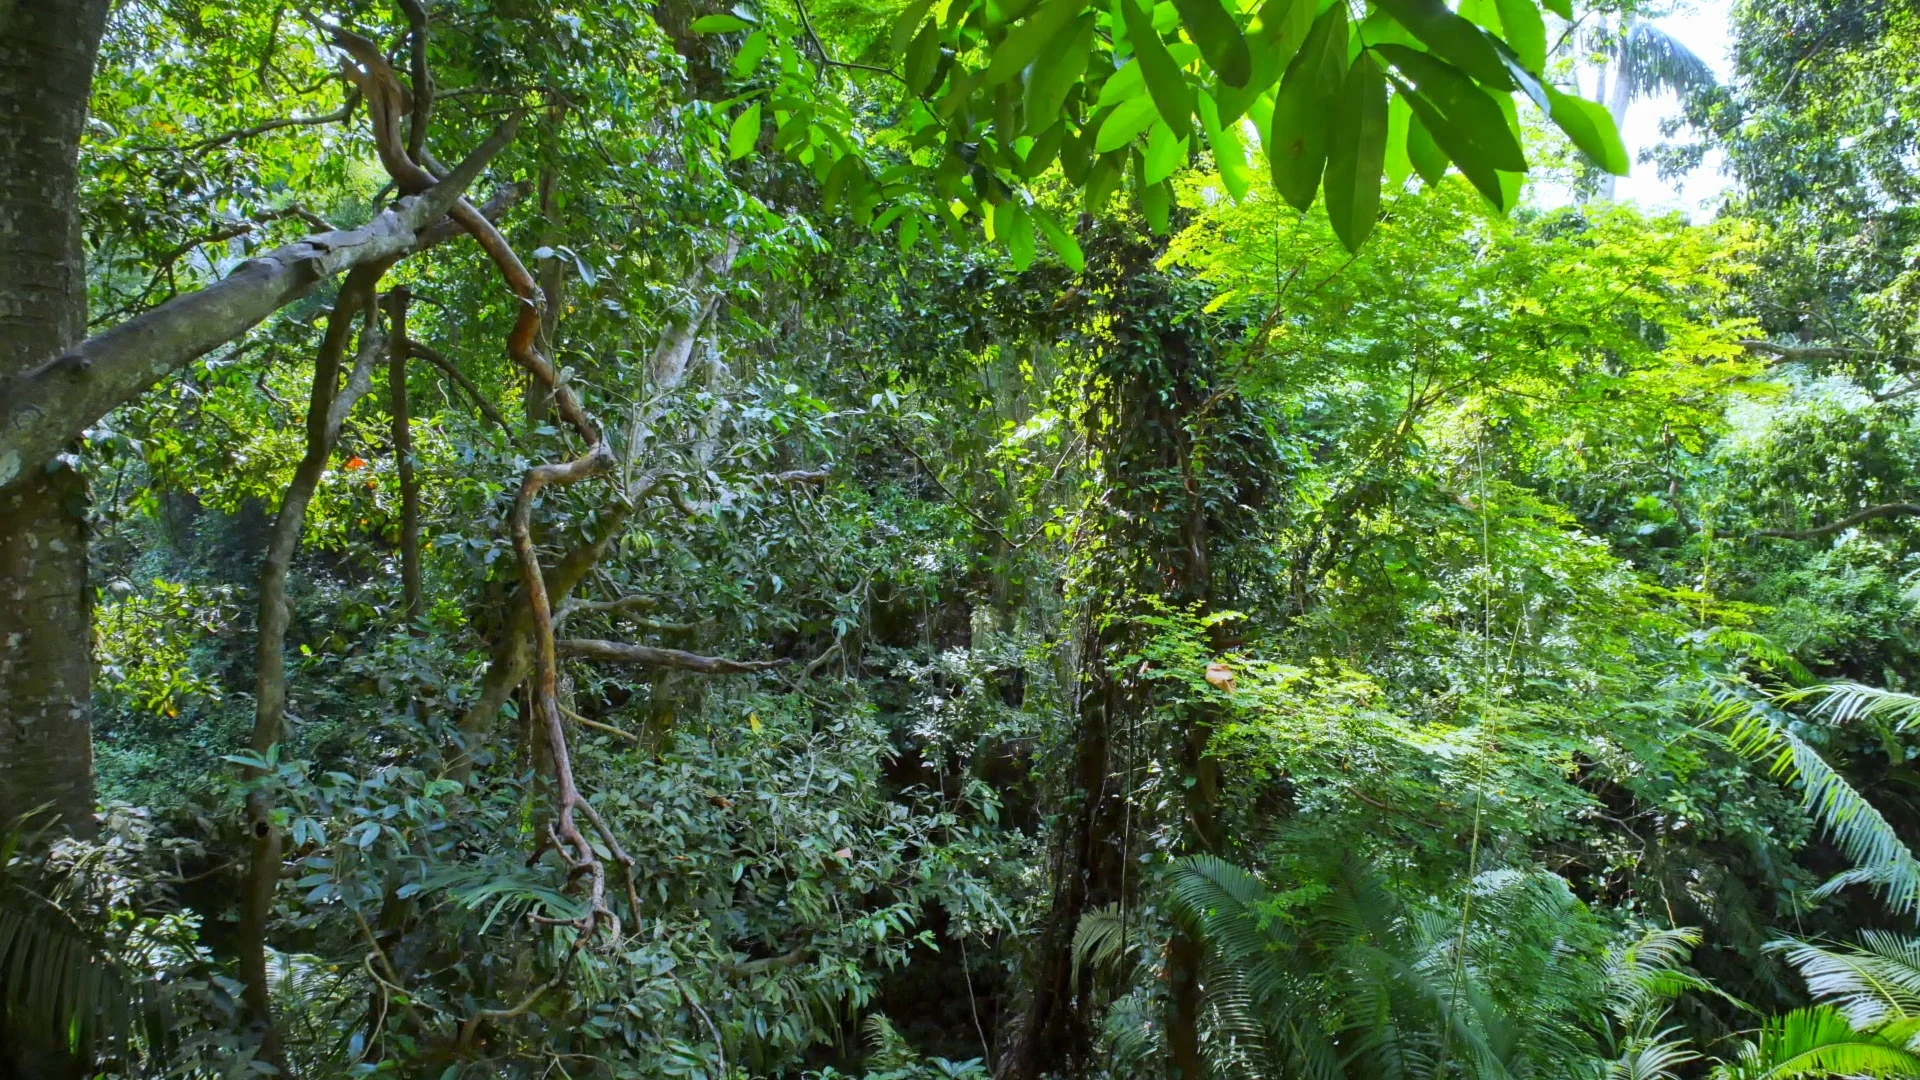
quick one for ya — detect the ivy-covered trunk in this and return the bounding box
[0,0,109,839]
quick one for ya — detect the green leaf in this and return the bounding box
[1324,53,1387,251]
[900,213,922,251]
[733,30,770,77]
[906,20,943,93]
[1546,86,1629,176]
[1142,119,1187,184]
[995,201,1036,268]
[729,101,761,160]
[1377,45,1524,170]
[983,0,1083,88]
[1396,81,1504,207]
[1120,0,1195,138]
[1406,108,1446,185]
[1492,0,1546,72]
[1198,89,1251,202]
[1086,150,1126,213]
[1031,205,1085,271]
[1383,91,1412,189]
[1369,0,1512,88]
[1214,0,1314,122]
[1267,1,1348,211]
[1171,0,1252,87]
[1097,58,1147,109]
[891,0,940,55]
[692,13,753,33]
[1539,0,1571,20]
[1025,14,1095,133]
[1143,179,1172,234]
[1020,119,1068,177]
[1096,93,1160,152]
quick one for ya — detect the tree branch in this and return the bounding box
[555,639,786,674]
[1756,503,1920,539]
[0,114,522,492]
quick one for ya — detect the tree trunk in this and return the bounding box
[240,265,388,1060]
[0,0,110,840]
[0,9,111,1076]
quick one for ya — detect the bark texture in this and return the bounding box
[0,9,111,1076]
[0,0,111,842]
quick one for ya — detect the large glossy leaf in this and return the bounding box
[1377,45,1525,170]
[1198,89,1252,202]
[1214,0,1315,121]
[1546,86,1629,176]
[890,0,940,55]
[1267,2,1348,211]
[1406,106,1447,185]
[1031,205,1086,271]
[729,102,761,160]
[1120,0,1195,138]
[1383,91,1412,189]
[1024,14,1095,133]
[1396,81,1506,207]
[1370,0,1512,88]
[983,0,1083,88]
[905,21,943,93]
[1493,0,1546,72]
[1324,54,1387,251]
[1143,119,1187,184]
[1096,93,1161,152]
[1171,0,1252,87]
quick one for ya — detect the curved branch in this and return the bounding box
[555,639,787,674]
[402,338,510,430]
[1757,503,1920,539]
[0,114,522,491]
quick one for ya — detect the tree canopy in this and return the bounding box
[9,1,1920,1079]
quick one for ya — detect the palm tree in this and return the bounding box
[1586,16,1719,200]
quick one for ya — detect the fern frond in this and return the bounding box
[1071,903,1135,995]
[1770,934,1920,1028]
[1708,684,1920,918]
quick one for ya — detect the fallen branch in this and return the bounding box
[556,639,786,674]
[1757,502,1920,539]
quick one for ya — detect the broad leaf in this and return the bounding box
[1370,0,1512,88]
[729,102,761,160]
[1547,86,1629,176]
[1120,0,1195,138]
[1324,54,1388,250]
[1171,0,1252,87]
[1267,1,1348,211]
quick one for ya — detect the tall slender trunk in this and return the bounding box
[0,0,110,842]
[387,288,424,628]
[240,264,388,1059]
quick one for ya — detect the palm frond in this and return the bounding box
[1714,1005,1920,1079]
[0,885,144,1054]
[1770,933,1920,1028]
[1609,1026,1701,1080]
[1785,683,1920,734]
[1708,684,1920,918]
[1608,21,1719,101]
[1071,903,1137,994]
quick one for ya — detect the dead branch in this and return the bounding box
[1756,502,1920,539]
[555,639,787,674]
